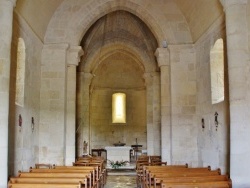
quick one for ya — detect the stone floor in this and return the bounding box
[104,175,137,188]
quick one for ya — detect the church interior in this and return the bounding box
[1,0,250,187]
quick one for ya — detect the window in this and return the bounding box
[210,38,224,104]
[112,93,126,123]
[15,38,26,106]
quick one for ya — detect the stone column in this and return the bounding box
[153,72,161,155]
[0,0,16,187]
[155,48,171,163]
[143,73,154,155]
[40,43,69,164]
[223,0,250,187]
[65,46,83,165]
[78,72,93,155]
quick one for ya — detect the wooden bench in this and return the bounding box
[9,177,87,188]
[71,162,106,186]
[18,172,94,188]
[143,166,218,188]
[146,170,221,188]
[30,169,94,186]
[160,181,231,188]
[154,175,231,188]
[141,165,189,187]
[52,165,105,188]
[8,182,82,188]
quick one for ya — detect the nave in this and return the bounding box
[104,175,136,188]
[8,155,232,188]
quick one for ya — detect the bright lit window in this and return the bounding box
[112,93,126,123]
[15,38,26,107]
[210,38,224,104]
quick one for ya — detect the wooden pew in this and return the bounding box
[154,175,231,188]
[141,165,189,187]
[74,155,106,185]
[30,168,94,187]
[52,165,103,188]
[144,166,218,188]
[71,162,106,187]
[18,172,94,188]
[8,182,82,188]
[9,177,87,188]
[160,181,231,188]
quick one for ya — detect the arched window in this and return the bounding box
[112,93,126,123]
[15,38,26,107]
[210,38,224,104]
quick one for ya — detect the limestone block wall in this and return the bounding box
[195,16,229,174]
[8,12,42,176]
[39,43,68,165]
[90,89,147,151]
[169,44,198,166]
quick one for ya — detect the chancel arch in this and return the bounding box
[76,10,161,157]
[44,0,192,46]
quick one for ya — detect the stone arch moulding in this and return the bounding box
[45,0,169,46]
[82,43,157,74]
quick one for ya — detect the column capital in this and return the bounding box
[154,48,170,67]
[67,46,84,66]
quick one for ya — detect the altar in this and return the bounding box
[105,146,132,162]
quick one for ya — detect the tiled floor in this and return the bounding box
[104,175,137,188]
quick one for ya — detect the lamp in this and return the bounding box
[201,118,205,130]
[31,117,34,132]
[215,112,218,131]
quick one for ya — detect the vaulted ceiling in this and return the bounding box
[15,0,223,43]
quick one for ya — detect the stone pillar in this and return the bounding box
[143,73,154,155]
[0,0,16,187]
[153,72,161,155]
[223,0,250,187]
[144,72,161,156]
[155,48,171,163]
[40,43,69,164]
[78,72,93,155]
[65,46,83,165]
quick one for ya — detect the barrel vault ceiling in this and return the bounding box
[15,0,223,43]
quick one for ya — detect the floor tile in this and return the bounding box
[104,175,137,188]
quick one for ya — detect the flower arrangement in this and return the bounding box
[108,160,129,169]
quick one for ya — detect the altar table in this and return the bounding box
[105,146,132,162]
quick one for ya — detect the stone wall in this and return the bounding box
[169,44,198,166]
[8,11,42,176]
[195,15,229,174]
[90,89,147,152]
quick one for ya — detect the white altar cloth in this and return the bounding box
[105,146,132,162]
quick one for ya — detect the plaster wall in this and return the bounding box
[8,12,42,176]
[195,16,229,174]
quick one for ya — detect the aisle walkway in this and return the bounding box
[104,175,137,188]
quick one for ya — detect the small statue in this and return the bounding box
[83,141,88,155]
